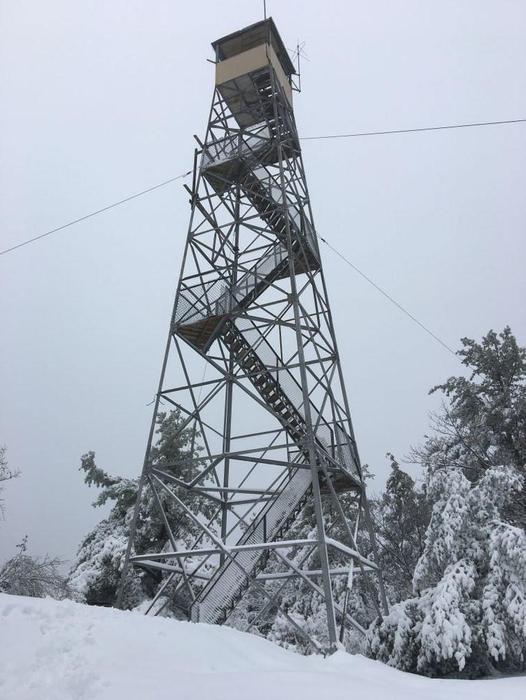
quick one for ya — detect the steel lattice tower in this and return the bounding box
[118,18,387,652]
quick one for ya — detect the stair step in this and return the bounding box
[262,388,278,399]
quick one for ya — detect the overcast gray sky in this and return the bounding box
[1,0,525,564]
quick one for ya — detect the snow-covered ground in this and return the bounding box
[0,594,524,700]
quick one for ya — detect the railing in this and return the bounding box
[175,152,320,335]
[173,277,230,328]
[201,133,318,260]
[235,318,358,478]
[201,125,271,170]
[193,464,312,624]
[249,168,319,257]
[226,241,288,311]
[174,239,287,330]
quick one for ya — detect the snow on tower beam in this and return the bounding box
[117,17,388,653]
[257,567,372,581]
[131,539,378,570]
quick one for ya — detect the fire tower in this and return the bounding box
[119,18,387,652]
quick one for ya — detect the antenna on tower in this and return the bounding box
[290,40,307,92]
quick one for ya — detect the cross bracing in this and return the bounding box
[118,18,387,652]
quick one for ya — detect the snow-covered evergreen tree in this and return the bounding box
[374,454,430,603]
[412,326,526,522]
[68,410,215,611]
[367,328,526,677]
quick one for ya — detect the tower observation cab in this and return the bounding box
[213,18,296,126]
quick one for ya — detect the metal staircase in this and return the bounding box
[189,321,359,623]
[191,463,312,624]
[222,323,307,442]
[174,158,319,350]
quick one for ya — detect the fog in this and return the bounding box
[1,0,525,564]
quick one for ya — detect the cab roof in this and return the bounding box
[212,17,296,77]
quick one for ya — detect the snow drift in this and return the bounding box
[0,594,524,700]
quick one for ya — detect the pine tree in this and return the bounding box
[68,410,215,611]
[374,454,430,602]
[366,328,526,677]
[413,326,526,522]
[368,465,525,676]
